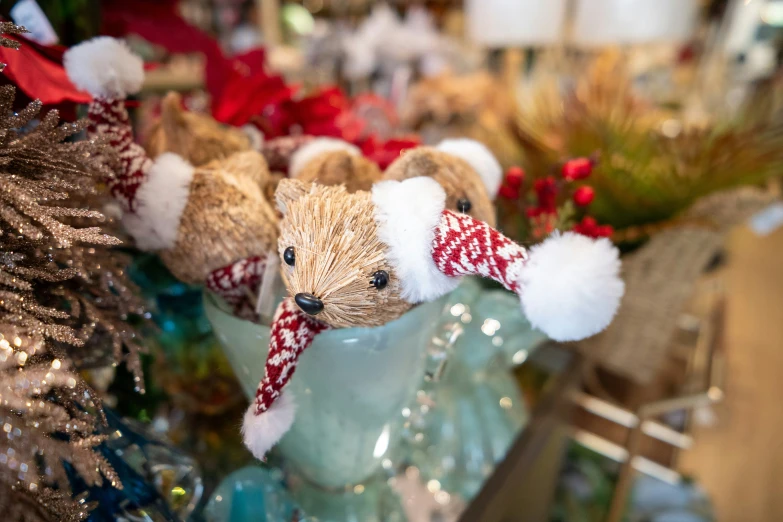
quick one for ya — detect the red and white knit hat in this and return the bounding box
[242,176,624,459]
[64,37,193,251]
[371,177,624,337]
[64,37,266,312]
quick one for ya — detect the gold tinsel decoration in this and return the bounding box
[0,26,148,520]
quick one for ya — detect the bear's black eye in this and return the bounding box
[370,270,389,290]
[457,198,472,213]
[283,247,295,266]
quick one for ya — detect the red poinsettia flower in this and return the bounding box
[0,32,90,119]
[288,87,366,142]
[102,0,231,99]
[213,70,296,132]
[359,135,420,169]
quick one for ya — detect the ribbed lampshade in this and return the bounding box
[572,0,698,46]
[465,0,568,47]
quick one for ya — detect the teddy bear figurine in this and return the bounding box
[242,147,625,460]
[288,136,501,225]
[288,138,383,193]
[65,37,278,317]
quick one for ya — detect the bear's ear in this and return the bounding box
[275,178,311,215]
[161,92,187,128]
[382,146,439,181]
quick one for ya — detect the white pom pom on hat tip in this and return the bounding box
[63,36,144,98]
[518,231,624,342]
[241,391,297,460]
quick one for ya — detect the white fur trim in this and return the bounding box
[241,124,264,151]
[64,37,144,98]
[372,177,459,303]
[289,138,360,177]
[122,153,194,251]
[436,139,502,197]
[242,391,296,460]
[518,232,624,342]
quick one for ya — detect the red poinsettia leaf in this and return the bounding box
[0,34,90,106]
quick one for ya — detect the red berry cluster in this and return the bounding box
[571,216,613,238]
[497,157,613,241]
[498,166,524,199]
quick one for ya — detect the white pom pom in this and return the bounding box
[372,177,457,303]
[436,139,502,198]
[289,138,360,177]
[519,232,624,342]
[64,36,144,98]
[122,153,194,251]
[242,391,296,460]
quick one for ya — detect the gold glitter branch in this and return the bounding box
[0,23,27,72]
[0,327,112,521]
[0,28,148,517]
[0,86,146,384]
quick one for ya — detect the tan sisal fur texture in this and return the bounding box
[294,150,382,193]
[161,150,278,283]
[276,179,413,328]
[145,92,252,166]
[382,147,496,227]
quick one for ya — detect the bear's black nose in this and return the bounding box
[294,293,324,315]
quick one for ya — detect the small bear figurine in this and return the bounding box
[380,138,501,226]
[288,136,501,225]
[242,146,624,460]
[65,37,278,316]
[288,138,383,193]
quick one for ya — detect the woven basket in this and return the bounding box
[578,187,774,383]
